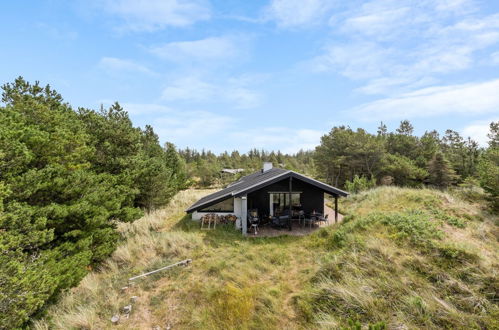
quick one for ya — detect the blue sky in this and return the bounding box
[1,0,499,153]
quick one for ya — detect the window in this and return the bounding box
[271,193,301,214]
[200,197,234,212]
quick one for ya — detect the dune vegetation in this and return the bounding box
[33,186,498,329]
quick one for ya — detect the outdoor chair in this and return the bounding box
[201,214,217,230]
[303,213,319,229]
[279,209,291,230]
[318,214,329,226]
[303,217,314,229]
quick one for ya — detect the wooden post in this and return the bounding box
[334,195,338,223]
[288,176,292,230]
[241,195,248,235]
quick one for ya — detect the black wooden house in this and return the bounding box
[186,163,348,235]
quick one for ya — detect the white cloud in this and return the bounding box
[100,0,211,32]
[264,0,333,28]
[162,77,216,102]
[121,103,173,115]
[492,51,499,65]
[312,0,499,95]
[98,57,157,75]
[340,5,414,39]
[448,12,499,31]
[462,119,498,146]
[353,79,499,120]
[149,37,239,61]
[230,127,322,153]
[153,110,235,140]
[161,76,262,109]
[311,42,392,79]
[118,102,322,153]
[36,22,78,40]
[118,103,236,148]
[434,0,476,13]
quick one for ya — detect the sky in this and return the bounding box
[1,0,499,153]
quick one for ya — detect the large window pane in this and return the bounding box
[291,193,301,207]
[272,193,301,214]
[200,197,234,212]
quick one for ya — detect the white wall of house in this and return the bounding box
[234,197,242,229]
[241,195,248,235]
[191,211,238,220]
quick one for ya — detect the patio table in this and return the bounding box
[310,213,322,219]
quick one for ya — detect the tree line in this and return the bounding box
[315,120,497,202]
[179,148,315,187]
[179,120,498,210]
[0,78,186,328]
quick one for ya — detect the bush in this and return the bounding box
[331,211,442,249]
[429,208,467,228]
[345,175,377,194]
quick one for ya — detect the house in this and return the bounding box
[220,168,245,174]
[186,162,348,235]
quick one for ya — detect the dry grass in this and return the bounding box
[33,187,498,329]
[34,189,325,329]
[299,186,499,329]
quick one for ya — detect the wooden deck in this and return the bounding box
[248,205,344,238]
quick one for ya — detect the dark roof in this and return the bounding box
[186,168,348,213]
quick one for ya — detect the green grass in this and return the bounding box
[33,187,499,329]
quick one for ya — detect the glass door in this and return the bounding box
[270,193,300,216]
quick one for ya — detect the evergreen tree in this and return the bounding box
[478,122,499,210]
[427,153,457,188]
[396,120,414,135]
[0,78,186,327]
[377,121,388,136]
[487,121,499,148]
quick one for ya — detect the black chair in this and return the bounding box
[279,209,292,230]
[271,216,281,228]
[303,212,319,229]
[270,209,290,230]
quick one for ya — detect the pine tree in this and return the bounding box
[396,120,414,135]
[487,121,499,148]
[377,121,388,136]
[0,78,186,327]
[478,121,499,210]
[427,153,457,188]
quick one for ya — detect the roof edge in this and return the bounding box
[185,193,233,213]
[185,169,349,213]
[290,171,349,196]
[232,171,291,197]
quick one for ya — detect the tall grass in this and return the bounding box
[34,187,498,329]
[299,186,499,329]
